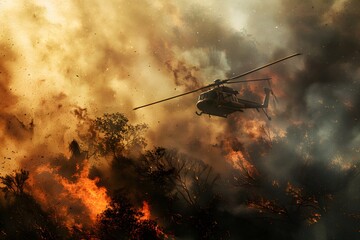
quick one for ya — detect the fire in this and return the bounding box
[221,139,259,178]
[137,201,170,239]
[307,213,321,224]
[226,150,259,179]
[139,201,151,221]
[242,119,268,141]
[59,162,110,223]
[30,160,110,228]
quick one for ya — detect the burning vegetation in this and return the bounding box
[0,112,359,239]
[1,1,360,239]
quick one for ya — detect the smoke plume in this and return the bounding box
[0,0,359,239]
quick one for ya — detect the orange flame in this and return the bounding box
[139,201,151,221]
[222,139,259,178]
[30,161,110,229]
[59,162,110,223]
[244,120,266,139]
[226,150,259,178]
[137,201,171,239]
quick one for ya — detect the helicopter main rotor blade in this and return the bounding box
[133,85,211,110]
[133,53,300,111]
[225,77,272,85]
[222,53,301,83]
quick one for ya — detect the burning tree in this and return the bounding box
[139,148,220,208]
[0,169,68,239]
[226,124,360,239]
[1,110,356,239]
[139,148,229,240]
[97,191,166,240]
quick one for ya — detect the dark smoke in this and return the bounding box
[215,1,360,239]
[1,0,359,239]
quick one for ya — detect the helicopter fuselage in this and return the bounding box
[196,86,270,118]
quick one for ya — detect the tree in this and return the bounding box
[0,169,29,198]
[139,148,228,240]
[140,148,220,208]
[92,113,147,157]
[227,128,360,240]
[96,191,165,240]
[0,169,69,239]
[69,139,82,157]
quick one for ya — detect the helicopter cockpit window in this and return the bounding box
[199,91,217,100]
[208,91,217,99]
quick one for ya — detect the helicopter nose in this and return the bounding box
[196,99,212,111]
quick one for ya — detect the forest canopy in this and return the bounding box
[0,112,358,239]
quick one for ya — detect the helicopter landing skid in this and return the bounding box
[195,111,228,118]
[196,111,203,116]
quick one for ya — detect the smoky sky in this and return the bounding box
[279,0,360,162]
[0,0,359,239]
[222,1,360,239]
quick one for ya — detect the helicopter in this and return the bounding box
[133,53,301,119]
